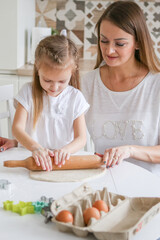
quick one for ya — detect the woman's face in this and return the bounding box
[99,20,137,67]
[38,63,72,97]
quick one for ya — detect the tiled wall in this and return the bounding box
[36,0,160,59]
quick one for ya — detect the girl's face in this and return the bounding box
[99,20,137,67]
[38,63,73,97]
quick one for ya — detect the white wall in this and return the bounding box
[0,0,35,70]
[17,0,35,65]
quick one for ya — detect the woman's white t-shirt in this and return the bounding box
[81,68,160,177]
[14,83,89,150]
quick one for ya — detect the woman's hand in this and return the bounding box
[0,137,18,152]
[32,148,54,171]
[53,149,70,167]
[103,145,132,168]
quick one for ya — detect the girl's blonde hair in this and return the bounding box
[95,0,160,72]
[32,35,79,128]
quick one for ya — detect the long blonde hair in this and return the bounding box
[95,1,160,72]
[32,35,79,128]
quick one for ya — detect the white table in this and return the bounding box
[0,148,160,240]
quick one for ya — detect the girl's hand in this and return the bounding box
[32,148,54,171]
[53,149,70,167]
[103,146,132,168]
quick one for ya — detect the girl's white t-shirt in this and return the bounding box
[81,68,160,177]
[14,83,89,150]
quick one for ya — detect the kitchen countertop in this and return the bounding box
[17,59,96,77]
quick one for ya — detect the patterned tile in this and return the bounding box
[68,30,84,58]
[84,1,113,59]
[138,1,160,59]
[56,0,85,58]
[56,0,85,30]
[36,0,56,28]
[35,0,160,60]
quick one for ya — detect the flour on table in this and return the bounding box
[29,168,106,182]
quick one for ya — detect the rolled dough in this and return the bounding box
[29,167,106,182]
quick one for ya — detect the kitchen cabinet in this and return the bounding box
[0,74,19,94]
[18,76,32,90]
[0,74,32,138]
[0,74,32,94]
[0,75,18,137]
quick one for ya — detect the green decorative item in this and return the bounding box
[3,200,13,211]
[3,200,34,216]
[51,28,59,36]
[32,201,49,213]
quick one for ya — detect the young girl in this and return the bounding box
[12,35,89,171]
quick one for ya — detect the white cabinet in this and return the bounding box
[0,74,19,95]
[18,76,32,90]
[0,74,32,95]
[0,74,32,137]
[0,75,18,137]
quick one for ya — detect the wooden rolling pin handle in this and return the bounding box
[4,159,28,168]
[4,154,103,171]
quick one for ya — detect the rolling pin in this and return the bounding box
[3,154,103,171]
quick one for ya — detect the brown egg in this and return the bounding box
[56,210,73,223]
[83,207,101,225]
[92,200,109,213]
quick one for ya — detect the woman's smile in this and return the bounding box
[107,55,119,60]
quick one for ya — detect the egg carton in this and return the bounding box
[51,184,160,240]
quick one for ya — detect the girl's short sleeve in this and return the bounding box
[14,83,32,112]
[73,90,90,120]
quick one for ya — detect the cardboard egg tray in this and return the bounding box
[51,184,160,240]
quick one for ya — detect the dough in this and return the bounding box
[29,167,106,182]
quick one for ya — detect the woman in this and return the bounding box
[81,1,160,177]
